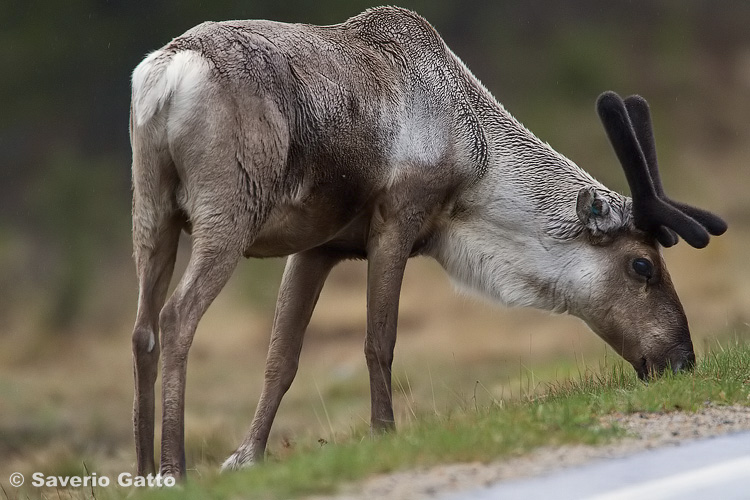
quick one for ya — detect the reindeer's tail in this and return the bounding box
[132,51,171,127]
[131,50,207,126]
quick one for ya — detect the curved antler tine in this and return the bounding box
[649,199,711,248]
[670,201,728,236]
[656,226,679,247]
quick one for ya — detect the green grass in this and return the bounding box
[97,344,750,499]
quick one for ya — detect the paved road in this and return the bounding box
[444,431,750,500]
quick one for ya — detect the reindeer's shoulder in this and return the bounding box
[343,7,445,51]
[348,6,433,27]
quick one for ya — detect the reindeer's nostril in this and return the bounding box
[674,352,696,373]
[669,349,696,374]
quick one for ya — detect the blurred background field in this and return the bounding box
[1,0,749,486]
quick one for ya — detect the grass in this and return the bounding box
[7,342,747,499]
[97,342,750,500]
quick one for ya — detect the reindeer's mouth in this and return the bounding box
[636,357,649,380]
[635,348,696,381]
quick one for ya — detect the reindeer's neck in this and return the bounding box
[452,60,630,239]
[430,57,630,309]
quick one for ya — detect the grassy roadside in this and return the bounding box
[27,343,750,500]
[119,343,750,500]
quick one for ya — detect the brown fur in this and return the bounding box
[130,8,710,478]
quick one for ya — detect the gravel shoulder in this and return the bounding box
[317,404,750,500]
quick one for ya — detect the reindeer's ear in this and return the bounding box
[576,187,613,233]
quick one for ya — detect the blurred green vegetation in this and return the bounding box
[1,0,749,333]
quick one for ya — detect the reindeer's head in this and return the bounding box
[436,91,727,379]
[568,92,727,378]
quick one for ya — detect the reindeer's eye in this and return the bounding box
[632,258,654,280]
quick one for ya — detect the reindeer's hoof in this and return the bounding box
[221,448,258,472]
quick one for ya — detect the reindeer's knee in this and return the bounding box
[279,365,298,393]
[364,344,377,367]
[159,298,178,334]
[158,300,190,358]
[364,339,393,370]
[267,359,299,394]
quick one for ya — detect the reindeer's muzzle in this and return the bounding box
[636,342,696,380]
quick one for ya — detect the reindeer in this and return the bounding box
[129,7,726,478]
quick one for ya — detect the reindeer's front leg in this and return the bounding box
[365,201,427,431]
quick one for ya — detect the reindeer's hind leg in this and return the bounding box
[158,226,245,478]
[222,248,342,470]
[131,122,182,477]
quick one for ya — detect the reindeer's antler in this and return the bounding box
[596,91,727,248]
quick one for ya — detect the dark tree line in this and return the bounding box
[1,0,748,330]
